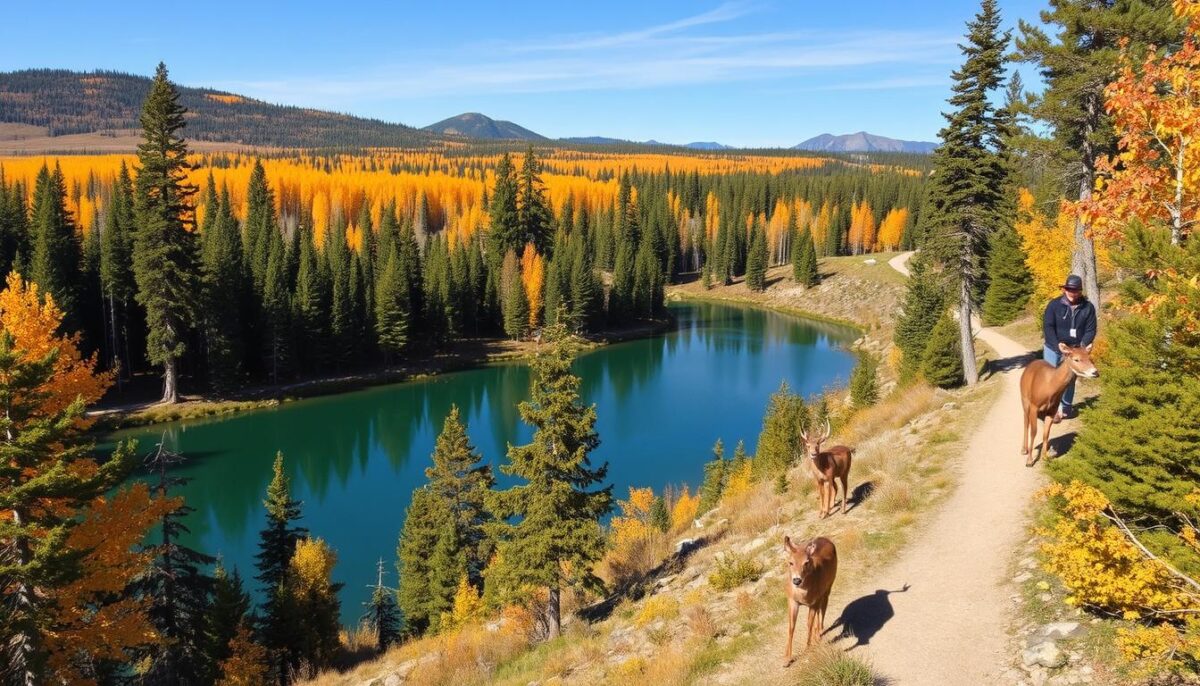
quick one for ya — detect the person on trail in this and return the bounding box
[1042,274,1097,422]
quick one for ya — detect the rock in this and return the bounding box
[1039,592,1054,602]
[675,538,699,555]
[864,258,877,265]
[1023,641,1067,669]
[383,674,403,686]
[1040,621,1084,640]
[1014,572,1033,584]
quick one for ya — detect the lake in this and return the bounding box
[105,300,857,624]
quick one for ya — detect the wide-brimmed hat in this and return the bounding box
[1062,274,1083,291]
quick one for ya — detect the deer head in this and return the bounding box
[1056,342,1100,379]
[784,536,817,587]
[799,419,832,462]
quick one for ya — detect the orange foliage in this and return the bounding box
[876,207,909,251]
[0,272,111,421]
[216,623,270,686]
[520,244,544,329]
[847,200,877,254]
[45,484,176,685]
[670,486,700,532]
[1014,189,1074,301]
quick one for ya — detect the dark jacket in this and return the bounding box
[1043,295,1097,348]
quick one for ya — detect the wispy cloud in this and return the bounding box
[215,5,958,105]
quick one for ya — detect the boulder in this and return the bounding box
[1040,621,1084,640]
[1023,641,1067,669]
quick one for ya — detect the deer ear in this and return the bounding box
[1085,344,1093,352]
[784,536,796,553]
[805,541,817,556]
[1057,342,1070,354]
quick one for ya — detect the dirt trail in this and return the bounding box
[729,250,1044,685]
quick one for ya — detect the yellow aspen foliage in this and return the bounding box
[1038,481,1196,619]
[46,484,176,684]
[290,536,338,597]
[670,486,700,532]
[440,575,485,633]
[610,486,655,547]
[520,243,544,330]
[1115,620,1200,678]
[876,207,909,251]
[0,272,111,421]
[722,460,753,503]
[216,623,271,686]
[1012,190,1073,301]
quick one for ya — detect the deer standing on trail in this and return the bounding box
[801,420,854,518]
[783,536,837,665]
[1019,342,1099,467]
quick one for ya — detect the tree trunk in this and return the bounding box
[546,585,561,639]
[11,509,37,686]
[959,268,979,386]
[1073,177,1100,305]
[162,356,178,404]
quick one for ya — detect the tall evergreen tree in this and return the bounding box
[921,309,965,388]
[374,244,410,362]
[792,224,819,287]
[136,442,216,686]
[363,559,401,652]
[201,185,246,392]
[981,221,1033,325]
[206,563,251,681]
[396,486,444,637]
[500,249,527,339]
[29,163,80,324]
[921,0,1010,386]
[1017,0,1180,304]
[698,439,727,514]
[894,255,947,381]
[425,405,495,587]
[132,63,200,403]
[488,153,521,257]
[517,147,553,256]
[254,452,307,685]
[753,382,806,479]
[487,322,612,639]
[100,162,136,383]
[745,219,768,292]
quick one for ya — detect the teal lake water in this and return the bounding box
[105,301,856,624]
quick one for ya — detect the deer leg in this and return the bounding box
[840,474,849,514]
[822,480,831,518]
[806,605,819,647]
[1021,405,1030,456]
[784,598,799,666]
[817,595,829,640]
[1040,414,1055,462]
[1025,409,1039,467]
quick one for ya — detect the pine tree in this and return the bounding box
[753,382,806,479]
[792,225,819,287]
[981,222,1033,325]
[0,170,30,277]
[745,219,768,292]
[894,254,947,381]
[650,495,670,533]
[396,486,444,637]
[921,0,1010,386]
[132,63,200,403]
[489,153,521,257]
[206,563,251,679]
[261,237,291,384]
[292,228,330,373]
[698,439,727,513]
[501,250,527,339]
[254,452,307,684]
[201,185,246,392]
[921,310,965,388]
[487,322,612,639]
[244,159,277,293]
[849,351,880,407]
[518,147,553,256]
[136,442,216,686]
[425,405,495,587]
[374,244,410,362]
[363,559,401,652]
[29,163,80,324]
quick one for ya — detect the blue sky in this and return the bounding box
[1,1,1048,147]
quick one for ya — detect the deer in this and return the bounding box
[1020,342,1099,467]
[800,419,854,518]
[783,535,838,666]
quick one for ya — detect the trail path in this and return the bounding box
[732,249,1044,685]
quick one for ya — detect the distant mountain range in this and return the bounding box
[423,112,548,141]
[793,131,937,154]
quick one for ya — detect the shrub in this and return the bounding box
[633,594,679,628]
[670,486,700,532]
[920,309,964,388]
[794,644,878,686]
[708,552,764,591]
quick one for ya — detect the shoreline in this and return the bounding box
[89,317,675,433]
[665,287,866,333]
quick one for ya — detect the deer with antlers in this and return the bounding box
[800,419,854,518]
[1020,342,1099,467]
[783,535,838,665]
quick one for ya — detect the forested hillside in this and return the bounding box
[0,69,437,148]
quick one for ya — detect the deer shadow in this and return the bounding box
[824,584,910,650]
[982,350,1039,380]
[843,480,876,513]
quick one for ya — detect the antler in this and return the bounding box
[821,418,832,442]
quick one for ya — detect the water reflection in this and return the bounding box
[105,301,856,623]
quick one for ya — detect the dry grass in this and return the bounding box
[708,552,766,591]
[843,382,940,444]
[792,643,880,686]
[634,594,679,628]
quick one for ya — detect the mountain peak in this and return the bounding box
[423,112,547,141]
[793,132,936,154]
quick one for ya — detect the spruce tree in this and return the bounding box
[254,452,307,684]
[792,225,819,287]
[292,228,330,373]
[981,222,1033,325]
[132,63,200,403]
[921,0,1010,386]
[518,147,553,255]
[425,405,494,587]
[206,563,251,680]
[487,322,612,639]
[894,254,947,381]
[396,486,444,636]
[500,250,527,339]
[489,153,521,257]
[849,351,880,407]
[100,162,137,382]
[921,310,965,388]
[244,159,276,292]
[201,185,246,392]
[698,439,727,513]
[745,219,768,292]
[753,382,806,479]
[29,163,80,323]
[136,443,216,686]
[374,244,410,362]
[261,238,290,384]
[363,559,401,652]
